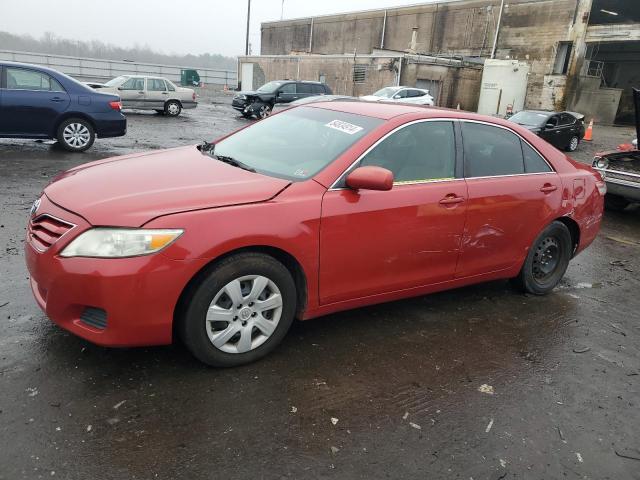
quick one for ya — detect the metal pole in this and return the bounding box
[381,10,387,49]
[281,0,285,20]
[245,0,251,56]
[634,88,640,147]
[490,0,505,59]
[308,18,314,53]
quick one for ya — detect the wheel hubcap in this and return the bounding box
[168,104,179,114]
[260,106,270,118]
[205,275,283,354]
[532,236,561,282]
[62,123,90,148]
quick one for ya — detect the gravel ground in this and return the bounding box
[1,98,639,480]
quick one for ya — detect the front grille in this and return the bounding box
[80,307,108,330]
[28,214,74,251]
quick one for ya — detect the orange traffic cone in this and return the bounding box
[583,119,593,141]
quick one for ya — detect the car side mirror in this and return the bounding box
[545,122,555,129]
[393,95,401,99]
[346,166,394,191]
[117,87,124,90]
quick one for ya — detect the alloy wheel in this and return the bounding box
[205,275,283,354]
[259,105,271,119]
[62,123,91,148]
[569,136,579,151]
[167,102,180,115]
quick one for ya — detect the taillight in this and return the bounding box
[109,101,122,111]
[192,92,196,101]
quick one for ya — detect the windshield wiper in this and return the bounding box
[198,141,256,173]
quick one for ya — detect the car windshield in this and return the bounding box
[212,107,383,181]
[372,87,399,98]
[104,76,128,87]
[256,81,283,93]
[510,111,549,126]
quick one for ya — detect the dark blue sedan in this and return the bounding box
[0,62,126,152]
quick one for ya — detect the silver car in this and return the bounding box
[99,75,197,116]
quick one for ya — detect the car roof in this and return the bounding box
[0,60,62,76]
[274,80,325,85]
[308,101,530,124]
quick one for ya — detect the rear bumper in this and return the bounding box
[182,101,197,110]
[23,196,203,347]
[93,113,127,138]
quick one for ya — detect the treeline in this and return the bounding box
[0,31,236,69]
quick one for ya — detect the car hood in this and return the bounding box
[44,146,291,227]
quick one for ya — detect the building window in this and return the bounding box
[553,41,573,75]
[353,64,368,83]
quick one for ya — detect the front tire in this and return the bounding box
[165,100,182,117]
[255,104,272,119]
[566,135,579,152]
[179,253,297,367]
[56,118,95,152]
[512,221,572,295]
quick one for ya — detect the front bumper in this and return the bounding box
[24,196,202,347]
[595,168,640,202]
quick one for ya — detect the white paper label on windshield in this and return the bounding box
[325,120,363,135]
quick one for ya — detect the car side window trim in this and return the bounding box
[3,67,66,93]
[328,118,461,190]
[459,119,555,179]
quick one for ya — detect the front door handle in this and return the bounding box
[540,184,558,193]
[439,195,465,205]
[138,91,145,94]
[162,91,168,94]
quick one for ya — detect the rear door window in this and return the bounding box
[297,83,313,94]
[147,78,166,91]
[560,113,575,126]
[462,122,525,177]
[6,68,64,92]
[407,89,425,97]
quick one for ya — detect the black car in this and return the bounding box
[0,61,126,152]
[232,80,332,119]
[508,110,585,152]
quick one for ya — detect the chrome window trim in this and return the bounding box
[328,118,458,191]
[328,117,556,191]
[459,119,556,175]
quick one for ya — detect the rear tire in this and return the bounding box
[604,194,630,212]
[511,221,572,295]
[56,118,95,152]
[179,253,297,367]
[164,100,182,117]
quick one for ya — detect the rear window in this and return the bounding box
[462,122,524,177]
[213,107,383,181]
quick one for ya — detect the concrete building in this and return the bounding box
[238,0,639,124]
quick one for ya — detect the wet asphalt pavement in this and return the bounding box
[1,94,640,479]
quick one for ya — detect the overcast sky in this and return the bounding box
[1,0,437,57]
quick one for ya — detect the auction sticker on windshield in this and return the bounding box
[325,120,363,135]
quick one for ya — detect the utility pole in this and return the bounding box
[245,0,251,56]
[281,0,285,20]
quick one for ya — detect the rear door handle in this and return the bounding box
[162,92,168,94]
[50,97,65,102]
[540,184,558,193]
[439,195,465,205]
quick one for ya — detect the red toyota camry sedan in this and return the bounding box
[25,102,605,366]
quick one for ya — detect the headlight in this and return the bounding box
[60,228,183,258]
[594,157,609,169]
[235,94,247,100]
